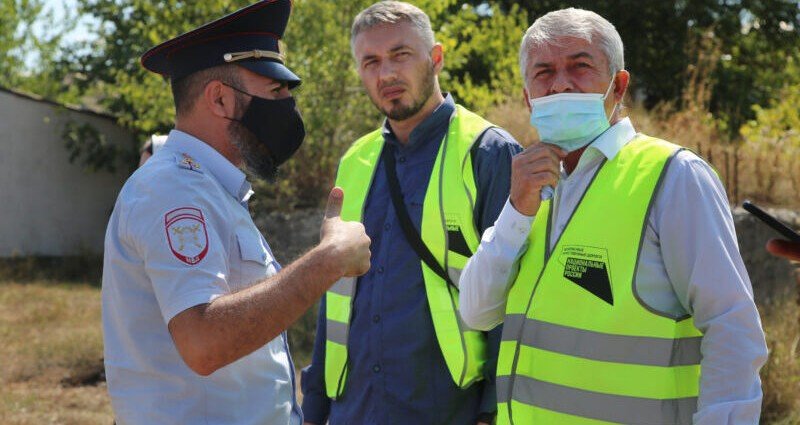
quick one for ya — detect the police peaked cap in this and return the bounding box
[141,0,301,88]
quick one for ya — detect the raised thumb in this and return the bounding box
[324,187,344,219]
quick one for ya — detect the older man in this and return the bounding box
[459,8,768,425]
[101,1,371,424]
[301,2,521,424]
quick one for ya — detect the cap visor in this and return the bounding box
[238,61,301,88]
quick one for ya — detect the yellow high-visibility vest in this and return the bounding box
[324,105,492,398]
[496,135,703,425]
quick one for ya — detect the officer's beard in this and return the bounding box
[228,94,279,182]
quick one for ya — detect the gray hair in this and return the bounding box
[519,8,624,82]
[351,1,435,57]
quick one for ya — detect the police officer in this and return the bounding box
[101,1,371,424]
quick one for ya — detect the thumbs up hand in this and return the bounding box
[320,187,371,277]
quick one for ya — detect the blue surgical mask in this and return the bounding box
[529,78,617,152]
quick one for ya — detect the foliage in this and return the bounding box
[0,0,42,88]
[741,58,800,147]
[8,0,799,208]
[62,121,121,173]
[436,2,529,113]
[253,0,380,210]
[467,0,800,137]
[52,0,529,210]
[0,0,76,98]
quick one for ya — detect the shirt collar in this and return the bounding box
[587,117,637,161]
[381,93,455,151]
[163,129,252,203]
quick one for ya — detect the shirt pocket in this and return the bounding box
[230,229,278,290]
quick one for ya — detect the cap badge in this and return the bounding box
[224,49,285,64]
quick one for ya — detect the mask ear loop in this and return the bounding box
[602,74,616,100]
[603,73,619,120]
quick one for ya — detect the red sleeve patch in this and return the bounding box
[164,207,209,265]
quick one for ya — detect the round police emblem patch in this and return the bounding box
[164,207,209,265]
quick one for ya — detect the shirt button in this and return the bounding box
[372,314,381,323]
[373,364,381,373]
[377,266,385,274]
[384,223,391,230]
[398,156,406,163]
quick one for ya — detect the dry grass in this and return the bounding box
[0,282,111,424]
[759,292,800,424]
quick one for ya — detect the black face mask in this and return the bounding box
[223,83,306,167]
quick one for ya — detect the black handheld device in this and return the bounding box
[742,200,800,243]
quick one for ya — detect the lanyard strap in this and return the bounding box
[381,145,458,290]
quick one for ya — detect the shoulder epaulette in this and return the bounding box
[176,152,203,173]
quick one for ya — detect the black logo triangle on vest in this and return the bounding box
[447,229,472,257]
[563,256,614,305]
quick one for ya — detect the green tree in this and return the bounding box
[58,0,528,209]
[0,0,39,87]
[740,57,800,146]
[0,0,71,95]
[435,2,529,112]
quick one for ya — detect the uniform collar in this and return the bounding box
[381,93,455,151]
[164,129,253,203]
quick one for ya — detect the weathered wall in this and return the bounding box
[258,207,799,304]
[0,89,133,256]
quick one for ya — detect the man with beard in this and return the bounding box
[101,1,371,424]
[301,2,521,424]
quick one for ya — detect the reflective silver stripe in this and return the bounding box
[326,277,355,346]
[329,277,356,297]
[496,375,513,403]
[501,314,526,342]
[447,266,462,288]
[326,319,349,345]
[498,375,696,425]
[501,314,701,367]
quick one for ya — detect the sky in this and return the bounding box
[22,0,97,68]
[39,0,97,45]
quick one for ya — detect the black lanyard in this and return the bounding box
[380,145,458,291]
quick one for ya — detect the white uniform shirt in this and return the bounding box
[459,118,768,424]
[102,130,302,425]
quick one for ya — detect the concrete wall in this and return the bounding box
[257,208,798,304]
[0,89,133,256]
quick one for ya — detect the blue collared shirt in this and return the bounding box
[103,130,302,425]
[301,95,521,425]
